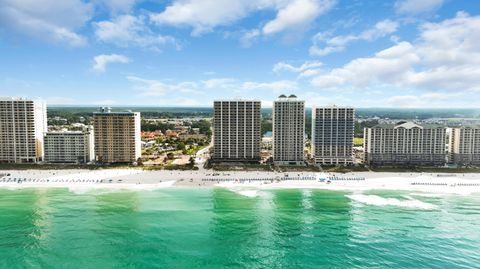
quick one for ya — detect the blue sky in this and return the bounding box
[1,0,479,108]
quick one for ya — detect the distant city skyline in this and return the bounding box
[1,0,480,108]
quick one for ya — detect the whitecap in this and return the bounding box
[237,190,258,197]
[408,193,447,198]
[225,188,260,198]
[347,194,437,210]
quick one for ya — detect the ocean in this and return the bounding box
[0,187,479,268]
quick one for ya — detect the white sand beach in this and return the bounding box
[1,169,480,195]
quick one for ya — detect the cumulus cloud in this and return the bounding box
[273,61,323,73]
[202,78,237,89]
[312,41,419,87]
[273,61,323,77]
[240,29,261,47]
[241,80,298,92]
[97,0,137,14]
[310,19,399,56]
[395,0,444,15]
[150,0,254,36]
[384,92,468,108]
[94,15,178,50]
[0,0,93,46]
[127,75,298,97]
[310,12,480,94]
[150,0,335,37]
[93,54,130,73]
[262,0,335,35]
[127,76,200,96]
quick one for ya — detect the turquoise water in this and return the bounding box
[0,188,479,268]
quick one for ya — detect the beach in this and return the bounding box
[1,169,480,195]
[1,170,480,268]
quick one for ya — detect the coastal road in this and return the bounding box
[194,143,212,170]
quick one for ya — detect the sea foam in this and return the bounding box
[347,194,437,210]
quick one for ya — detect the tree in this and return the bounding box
[177,142,186,151]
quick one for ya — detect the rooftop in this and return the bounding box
[372,121,445,129]
[275,94,303,102]
[213,99,261,102]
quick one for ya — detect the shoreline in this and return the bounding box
[1,169,480,195]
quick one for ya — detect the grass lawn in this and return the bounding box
[353,137,364,146]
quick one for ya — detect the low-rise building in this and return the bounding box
[449,126,480,166]
[364,122,446,166]
[44,131,94,163]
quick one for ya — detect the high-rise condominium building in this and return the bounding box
[0,97,47,163]
[449,127,480,166]
[44,130,94,163]
[213,100,261,162]
[312,107,355,165]
[272,94,305,165]
[93,108,141,163]
[364,122,446,166]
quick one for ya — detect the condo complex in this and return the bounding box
[0,96,479,168]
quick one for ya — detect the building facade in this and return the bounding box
[364,122,446,166]
[213,100,261,162]
[272,95,305,165]
[0,97,47,163]
[44,131,94,163]
[449,127,480,166]
[312,107,355,165]
[93,108,141,163]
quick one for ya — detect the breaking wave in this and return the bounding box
[347,194,437,209]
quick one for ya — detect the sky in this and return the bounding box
[1,0,479,108]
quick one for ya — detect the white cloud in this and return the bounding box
[94,15,178,50]
[241,80,298,92]
[263,0,335,35]
[202,78,237,89]
[93,54,130,73]
[150,0,254,36]
[128,75,298,97]
[383,92,469,108]
[301,91,355,107]
[310,19,399,56]
[395,0,444,15]
[0,0,93,46]
[312,41,419,87]
[311,12,480,94]
[127,76,200,96]
[273,61,323,73]
[150,0,335,37]
[97,0,137,14]
[240,29,261,47]
[385,95,421,107]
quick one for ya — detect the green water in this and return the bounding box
[0,188,479,268]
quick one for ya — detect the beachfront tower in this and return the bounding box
[0,97,47,163]
[364,122,446,166]
[272,94,305,165]
[93,108,141,164]
[213,99,261,162]
[448,126,480,166]
[312,106,355,165]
